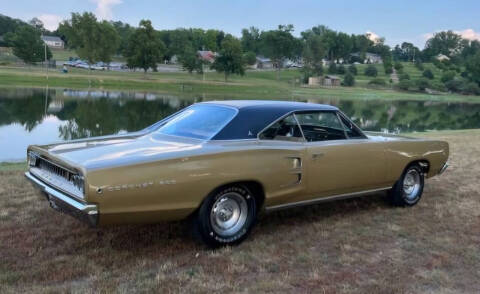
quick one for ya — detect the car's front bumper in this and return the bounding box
[25,172,98,227]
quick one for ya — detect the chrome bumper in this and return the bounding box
[25,172,98,227]
[438,162,449,175]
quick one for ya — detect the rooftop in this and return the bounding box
[41,36,63,42]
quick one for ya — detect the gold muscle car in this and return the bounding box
[25,100,449,247]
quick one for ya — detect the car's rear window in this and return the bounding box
[156,104,237,140]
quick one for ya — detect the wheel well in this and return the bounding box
[407,159,430,174]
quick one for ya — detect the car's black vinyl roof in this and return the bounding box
[201,100,339,140]
[202,100,338,112]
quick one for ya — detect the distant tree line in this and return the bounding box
[1,12,480,90]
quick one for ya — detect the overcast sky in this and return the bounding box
[2,0,480,48]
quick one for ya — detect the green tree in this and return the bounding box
[465,52,480,85]
[337,64,346,74]
[60,12,119,66]
[241,27,261,53]
[343,72,355,86]
[364,65,378,77]
[328,62,337,74]
[179,45,203,73]
[423,31,463,61]
[125,20,165,74]
[441,70,456,83]
[260,25,298,79]
[302,34,326,76]
[394,62,403,71]
[422,69,434,79]
[211,35,245,82]
[415,78,430,91]
[243,51,257,66]
[397,79,412,91]
[399,73,410,81]
[9,25,52,64]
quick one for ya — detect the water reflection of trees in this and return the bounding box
[1,87,480,140]
[56,98,194,140]
[0,88,48,131]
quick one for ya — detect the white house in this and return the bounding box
[435,54,450,61]
[350,52,383,64]
[41,36,64,49]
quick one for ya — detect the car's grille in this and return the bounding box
[29,154,84,199]
[37,157,73,181]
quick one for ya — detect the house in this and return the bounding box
[350,52,383,64]
[197,50,216,63]
[323,75,341,87]
[254,56,273,69]
[435,54,450,61]
[307,75,341,87]
[365,53,382,64]
[41,36,64,49]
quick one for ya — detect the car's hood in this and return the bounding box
[38,133,205,170]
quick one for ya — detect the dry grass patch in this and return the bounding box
[1,130,479,293]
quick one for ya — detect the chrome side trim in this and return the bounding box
[438,162,449,175]
[265,187,391,212]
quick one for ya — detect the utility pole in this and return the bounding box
[42,33,48,81]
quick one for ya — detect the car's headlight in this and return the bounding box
[72,174,85,194]
[27,151,38,167]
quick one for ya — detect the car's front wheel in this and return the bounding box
[389,164,424,206]
[194,185,257,248]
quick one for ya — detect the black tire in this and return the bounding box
[193,185,257,248]
[388,164,424,206]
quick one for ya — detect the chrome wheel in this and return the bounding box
[403,169,421,200]
[210,192,248,237]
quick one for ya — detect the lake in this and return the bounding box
[1,87,480,162]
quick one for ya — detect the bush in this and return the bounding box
[328,63,337,74]
[364,65,378,77]
[422,69,434,80]
[462,82,480,95]
[348,64,357,75]
[431,81,447,92]
[415,78,431,91]
[343,72,355,86]
[368,78,386,86]
[384,66,393,74]
[394,62,403,71]
[397,79,412,91]
[415,60,424,71]
[337,64,346,74]
[445,78,465,92]
[441,71,456,83]
[399,73,410,81]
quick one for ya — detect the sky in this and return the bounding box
[1,0,480,48]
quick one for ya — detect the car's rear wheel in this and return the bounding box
[194,185,257,248]
[389,164,424,206]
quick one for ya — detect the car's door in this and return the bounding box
[295,111,388,199]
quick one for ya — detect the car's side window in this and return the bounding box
[339,114,365,139]
[295,111,347,142]
[259,114,304,142]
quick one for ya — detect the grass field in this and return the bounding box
[1,65,479,102]
[1,130,479,293]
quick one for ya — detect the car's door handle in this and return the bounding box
[312,152,324,159]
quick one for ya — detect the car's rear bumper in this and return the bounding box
[438,162,449,175]
[25,172,98,227]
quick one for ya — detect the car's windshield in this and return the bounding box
[155,104,237,140]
